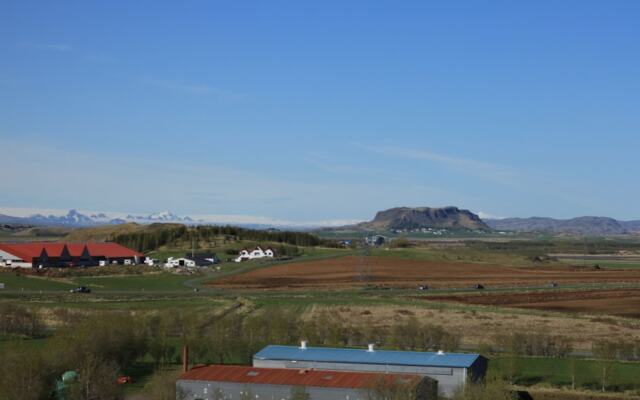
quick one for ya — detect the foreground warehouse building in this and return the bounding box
[0,242,144,268]
[177,365,437,400]
[253,344,487,397]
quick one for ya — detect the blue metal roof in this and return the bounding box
[254,345,481,369]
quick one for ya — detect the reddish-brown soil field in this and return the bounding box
[208,256,640,290]
[425,289,640,318]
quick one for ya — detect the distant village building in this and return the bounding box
[185,253,219,267]
[0,242,143,268]
[164,254,219,268]
[365,234,387,246]
[234,246,275,263]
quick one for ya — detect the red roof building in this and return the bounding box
[177,365,437,400]
[0,242,143,268]
[180,365,419,389]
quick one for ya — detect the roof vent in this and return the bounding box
[300,340,308,350]
[437,350,445,355]
[367,344,375,352]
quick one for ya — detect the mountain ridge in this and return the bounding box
[0,209,198,227]
[486,216,640,235]
[348,206,489,231]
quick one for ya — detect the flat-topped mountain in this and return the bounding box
[354,206,489,231]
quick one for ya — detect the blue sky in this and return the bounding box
[1,1,639,224]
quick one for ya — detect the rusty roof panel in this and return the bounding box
[179,365,419,389]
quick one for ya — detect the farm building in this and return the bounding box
[176,364,437,400]
[253,344,487,398]
[365,235,387,246]
[0,242,143,268]
[165,254,219,269]
[185,253,219,266]
[234,246,275,262]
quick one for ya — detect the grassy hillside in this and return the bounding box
[63,222,172,242]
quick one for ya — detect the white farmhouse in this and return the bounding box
[234,246,275,263]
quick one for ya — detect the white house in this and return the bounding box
[234,246,275,263]
[164,257,197,268]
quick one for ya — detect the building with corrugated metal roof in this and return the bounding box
[252,343,487,398]
[176,365,437,400]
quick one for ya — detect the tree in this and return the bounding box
[240,386,254,400]
[67,356,121,400]
[366,377,418,400]
[452,376,516,400]
[143,370,190,400]
[289,386,310,400]
[0,344,49,400]
[592,340,616,392]
[501,354,520,385]
[567,357,577,390]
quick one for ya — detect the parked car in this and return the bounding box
[117,376,133,385]
[472,284,485,290]
[418,284,429,291]
[69,286,91,293]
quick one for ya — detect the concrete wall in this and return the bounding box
[253,359,465,398]
[177,380,368,400]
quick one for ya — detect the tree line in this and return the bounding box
[108,224,323,252]
[109,224,323,253]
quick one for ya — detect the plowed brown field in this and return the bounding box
[426,289,640,318]
[208,256,640,290]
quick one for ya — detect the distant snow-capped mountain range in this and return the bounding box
[0,209,199,227]
[0,208,359,229]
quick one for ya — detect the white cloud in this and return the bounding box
[476,211,505,220]
[357,144,517,184]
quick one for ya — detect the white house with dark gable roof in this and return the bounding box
[234,246,275,262]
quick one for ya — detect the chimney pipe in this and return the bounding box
[367,344,375,352]
[300,340,308,350]
[182,345,189,373]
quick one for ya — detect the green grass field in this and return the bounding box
[559,259,640,270]
[491,356,640,391]
[0,273,76,291]
[72,273,193,292]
